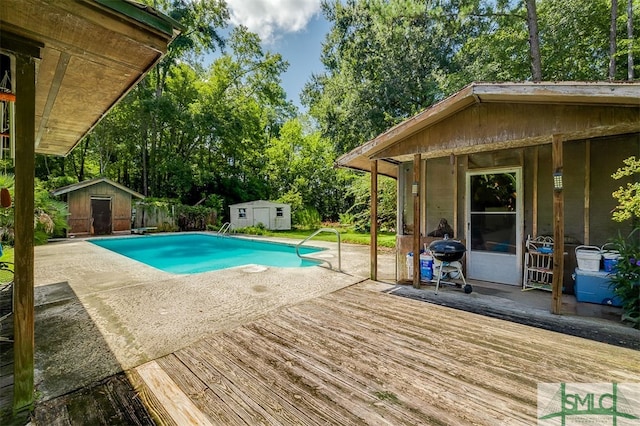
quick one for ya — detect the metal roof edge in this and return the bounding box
[93,0,184,37]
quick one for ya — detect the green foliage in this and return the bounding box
[307,0,634,156]
[266,118,348,221]
[343,173,396,233]
[0,175,69,245]
[611,156,640,223]
[276,190,304,214]
[41,176,78,192]
[175,205,216,231]
[306,0,449,152]
[260,228,397,248]
[203,194,224,211]
[234,225,268,236]
[34,179,70,242]
[610,229,640,329]
[293,207,322,230]
[339,212,355,226]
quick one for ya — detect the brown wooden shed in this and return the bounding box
[52,178,144,236]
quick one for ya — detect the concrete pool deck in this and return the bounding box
[33,234,396,401]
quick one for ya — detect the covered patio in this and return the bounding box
[337,82,640,314]
[0,0,180,418]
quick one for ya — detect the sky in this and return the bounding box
[224,0,331,111]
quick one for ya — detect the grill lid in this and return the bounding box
[428,239,466,262]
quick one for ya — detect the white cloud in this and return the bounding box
[225,0,321,43]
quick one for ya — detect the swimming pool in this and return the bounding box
[89,233,324,274]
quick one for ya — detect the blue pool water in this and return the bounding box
[89,233,323,274]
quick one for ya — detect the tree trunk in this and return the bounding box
[609,0,618,79]
[78,136,89,181]
[142,127,148,197]
[525,0,542,81]
[628,0,634,80]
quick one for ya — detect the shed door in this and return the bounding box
[91,197,112,235]
[466,169,522,285]
[253,207,270,228]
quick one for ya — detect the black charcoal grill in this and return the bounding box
[428,238,472,294]
[428,239,466,262]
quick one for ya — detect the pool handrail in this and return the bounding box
[218,222,231,234]
[296,228,341,272]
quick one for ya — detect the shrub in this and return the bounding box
[610,229,640,329]
[609,157,640,328]
[293,206,321,229]
[175,205,216,231]
[234,226,267,236]
[611,156,640,223]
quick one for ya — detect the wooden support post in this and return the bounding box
[370,160,378,281]
[452,155,458,237]
[413,154,421,288]
[13,53,37,414]
[584,141,591,245]
[532,146,538,238]
[551,135,564,315]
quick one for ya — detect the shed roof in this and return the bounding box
[51,177,144,198]
[229,200,289,208]
[336,82,640,178]
[0,0,181,156]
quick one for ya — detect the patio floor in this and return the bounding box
[34,282,640,425]
[2,234,639,424]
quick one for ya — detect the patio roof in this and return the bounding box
[336,82,640,178]
[0,0,181,156]
[0,0,181,417]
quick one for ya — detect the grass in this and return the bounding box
[258,228,396,248]
[0,245,13,283]
[0,245,13,263]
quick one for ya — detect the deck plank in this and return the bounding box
[136,285,639,425]
[200,332,356,425]
[154,354,243,425]
[267,302,531,424]
[39,284,638,426]
[136,361,215,426]
[228,325,417,425]
[174,343,306,425]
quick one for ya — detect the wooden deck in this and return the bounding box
[0,280,13,419]
[114,285,639,425]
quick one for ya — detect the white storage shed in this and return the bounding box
[229,200,292,230]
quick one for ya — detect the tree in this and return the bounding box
[611,156,640,224]
[628,0,635,79]
[526,0,543,81]
[610,0,619,79]
[306,0,461,153]
[264,117,350,221]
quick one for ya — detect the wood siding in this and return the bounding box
[374,103,639,161]
[397,133,639,286]
[66,182,133,235]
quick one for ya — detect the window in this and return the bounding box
[239,208,246,218]
[276,207,283,217]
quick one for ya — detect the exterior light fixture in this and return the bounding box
[553,172,563,191]
[412,182,419,195]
